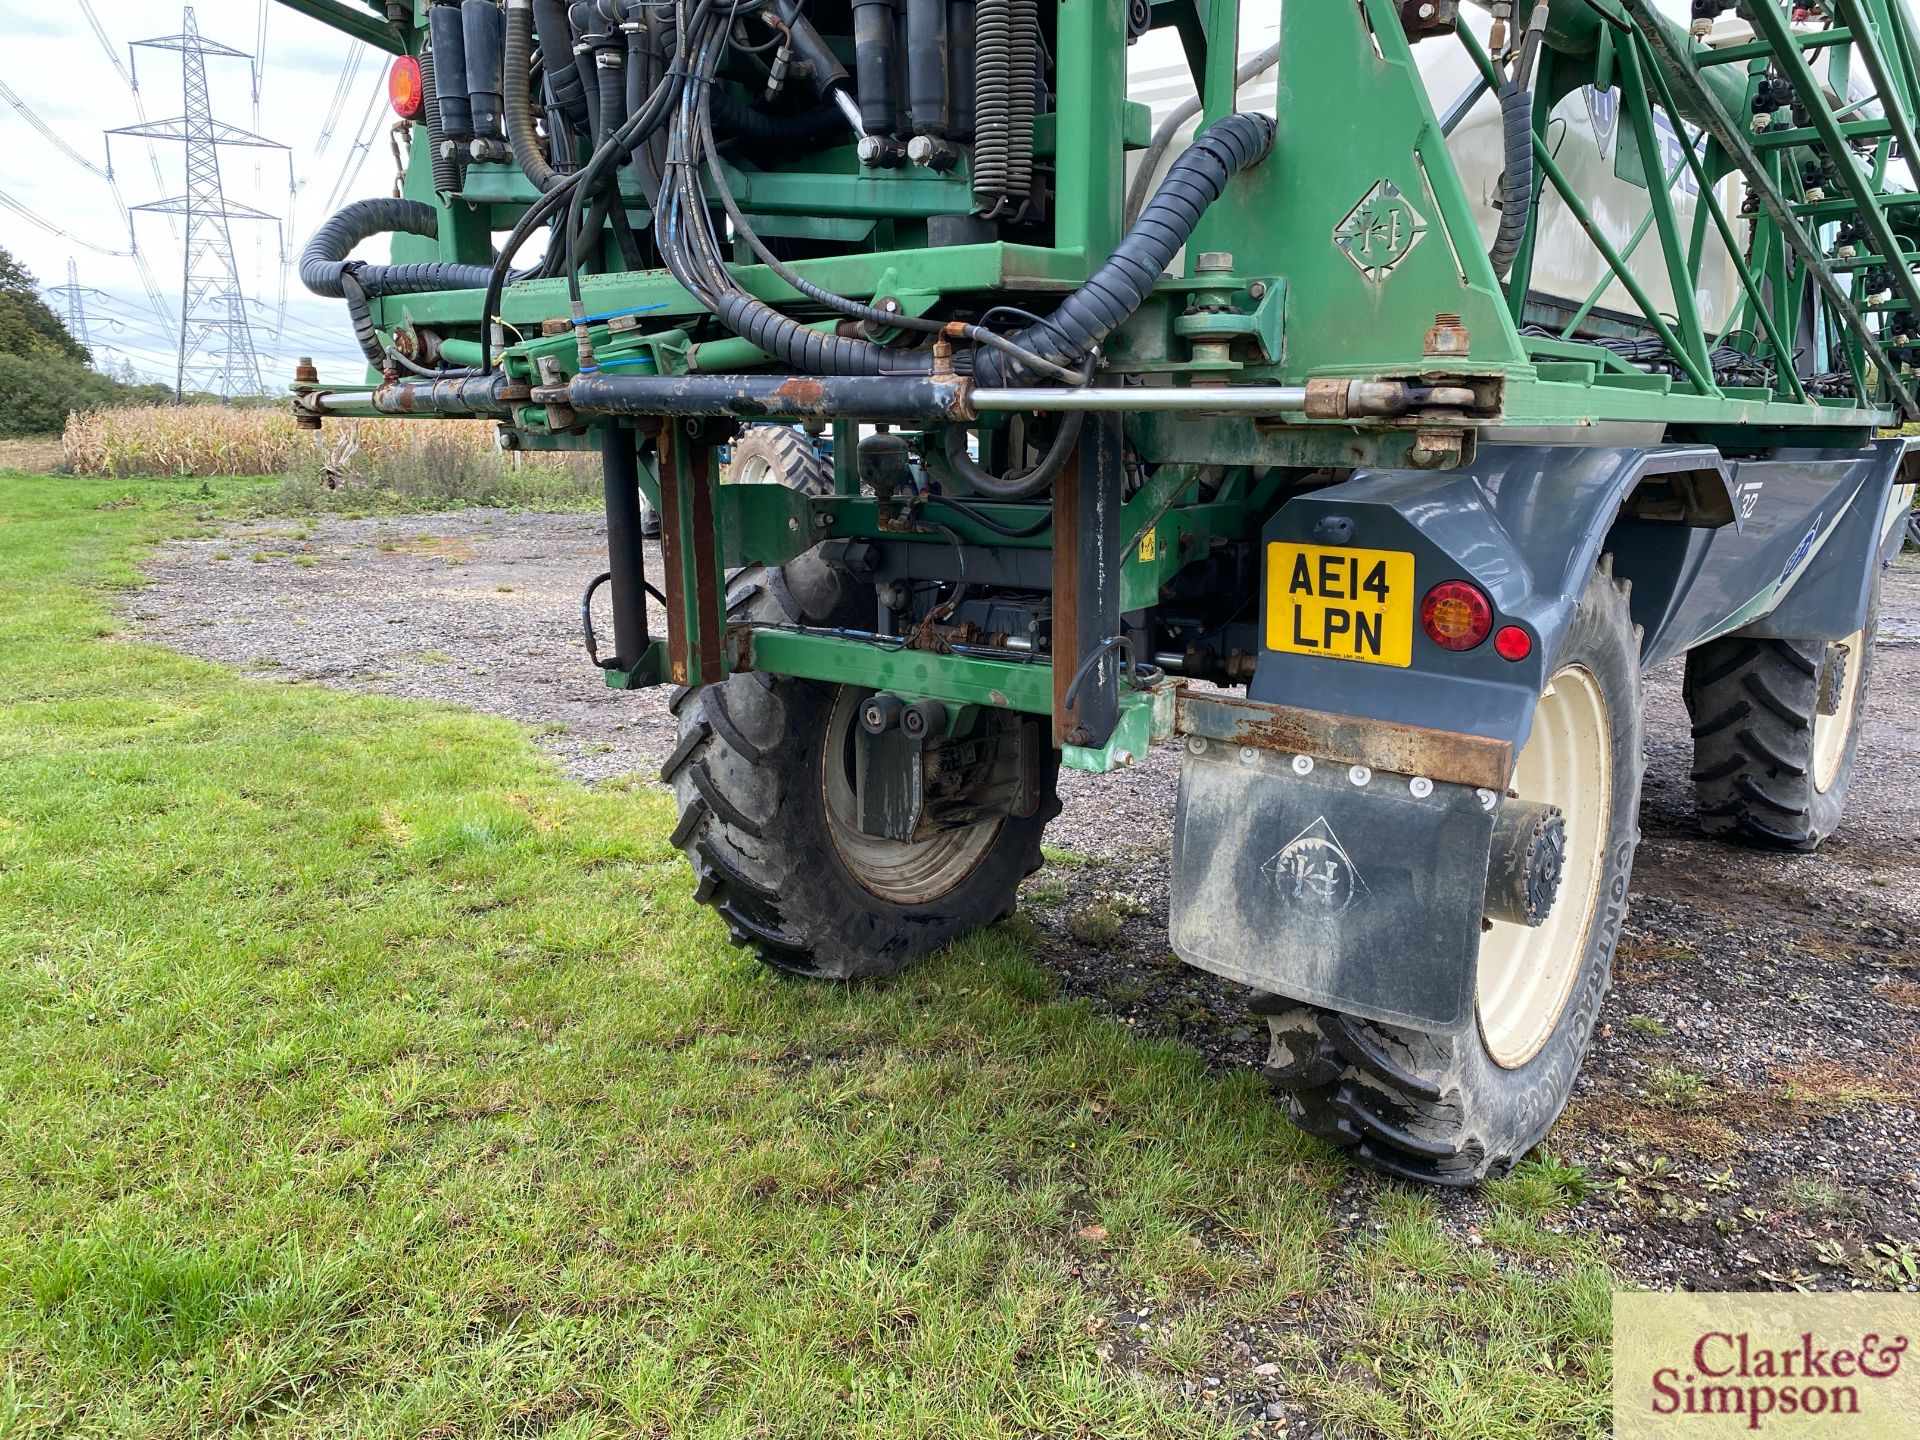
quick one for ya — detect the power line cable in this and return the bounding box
[0,188,133,256]
[78,0,181,244]
[0,76,178,344]
[320,76,390,217]
[0,81,109,177]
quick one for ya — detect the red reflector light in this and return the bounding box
[1420,580,1493,651]
[1494,625,1532,661]
[389,56,424,119]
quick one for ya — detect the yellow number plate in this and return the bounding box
[1265,542,1415,667]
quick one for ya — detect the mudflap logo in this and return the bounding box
[1614,1293,1919,1437]
[1261,817,1369,914]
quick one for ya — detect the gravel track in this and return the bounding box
[129,511,1920,1291]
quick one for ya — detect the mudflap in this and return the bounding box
[1169,737,1496,1031]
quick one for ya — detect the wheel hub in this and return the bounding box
[1484,800,1567,928]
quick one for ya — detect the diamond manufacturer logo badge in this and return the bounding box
[1261,816,1370,914]
[1333,179,1428,283]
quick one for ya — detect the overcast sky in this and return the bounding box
[2,0,390,385]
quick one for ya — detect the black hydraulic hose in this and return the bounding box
[697,111,1274,381]
[942,407,1084,499]
[972,111,1276,384]
[700,117,1083,384]
[505,0,564,190]
[706,85,845,144]
[570,2,605,140]
[1487,81,1533,281]
[533,0,587,123]
[595,44,627,147]
[300,198,498,298]
[625,15,659,198]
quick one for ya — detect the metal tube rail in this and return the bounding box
[970,386,1307,412]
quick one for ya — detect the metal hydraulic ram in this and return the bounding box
[292,375,1477,423]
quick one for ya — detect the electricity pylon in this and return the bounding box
[57,259,94,354]
[108,6,289,399]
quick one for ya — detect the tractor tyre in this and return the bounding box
[1261,559,1644,1184]
[726,425,833,496]
[664,552,1058,979]
[1683,572,1880,851]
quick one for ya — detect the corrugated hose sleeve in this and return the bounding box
[505,0,563,192]
[1487,82,1532,281]
[971,110,1275,386]
[299,198,497,298]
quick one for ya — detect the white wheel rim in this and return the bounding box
[1476,665,1613,1069]
[735,454,778,485]
[820,690,1004,904]
[1812,628,1866,795]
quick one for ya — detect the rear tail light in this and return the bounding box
[390,56,424,119]
[1420,579,1493,651]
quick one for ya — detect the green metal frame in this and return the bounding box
[285,0,1920,763]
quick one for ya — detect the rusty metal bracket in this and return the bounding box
[1174,689,1514,792]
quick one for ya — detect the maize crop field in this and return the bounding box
[61,406,502,479]
[56,406,601,512]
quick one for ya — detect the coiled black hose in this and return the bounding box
[1488,81,1533,281]
[942,408,1084,500]
[300,198,496,298]
[505,0,564,191]
[971,111,1276,384]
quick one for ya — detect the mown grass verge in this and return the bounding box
[0,473,1612,1437]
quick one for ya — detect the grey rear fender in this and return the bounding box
[1245,443,1732,765]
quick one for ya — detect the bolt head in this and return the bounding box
[1195,251,1234,274]
[1239,746,1258,765]
[1409,776,1434,798]
[1185,735,1208,756]
[1348,765,1372,786]
[1291,754,1314,776]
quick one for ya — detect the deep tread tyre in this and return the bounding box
[725,425,833,496]
[1261,560,1645,1184]
[667,550,1058,979]
[1682,574,1880,851]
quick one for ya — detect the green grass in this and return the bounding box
[0,473,1614,1437]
